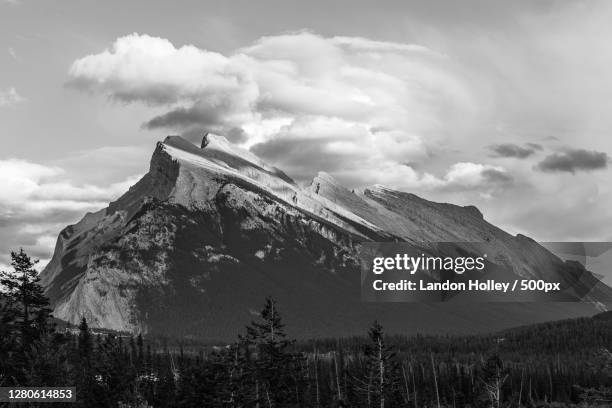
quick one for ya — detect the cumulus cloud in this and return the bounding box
[0,159,137,209]
[68,32,486,191]
[436,162,513,192]
[0,87,25,107]
[488,143,540,159]
[536,149,609,173]
[143,99,242,130]
[0,158,140,269]
[67,34,258,131]
[65,28,612,241]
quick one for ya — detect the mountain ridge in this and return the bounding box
[40,134,611,340]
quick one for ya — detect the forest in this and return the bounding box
[1,249,611,407]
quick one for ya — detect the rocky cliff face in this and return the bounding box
[41,134,611,340]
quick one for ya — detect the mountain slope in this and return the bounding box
[41,134,611,340]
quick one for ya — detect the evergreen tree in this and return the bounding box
[215,342,251,407]
[0,249,52,348]
[0,295,18,384]
[78,317,93,360]
[0,249,54,385]
[478,353,508,408]
[23,332,70,387]
[136,334,145,372]
[152,352,177,408]
[244,296,306,407]
[358,321,402,408]
[576,348,612,405]
[74,317,102,407]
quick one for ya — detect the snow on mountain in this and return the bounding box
[40,134,612,339]
[162,134,382,236]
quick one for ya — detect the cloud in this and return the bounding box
[8,47,20,61]
[67,34,258,118]
[0,87,25,107]
[488,143,539,159]
[56,145,150,184]
[536,149,609,173]
[68,33,473,137]
[65,24,612,242]
[482,168,513,184]
[0,159,137,207]
[251,116,380,180]
[437,162,513,192]
[69,32,487,192]
[0,158,141,269]
[526,143,543,150]
[143,98,243,131]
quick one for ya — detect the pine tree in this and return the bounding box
[357,321,402,408]
[0,295,18,384]
[214,342,251,407]
[74,317,105,407]
[136,334,145,373]
[243,296,305,407]
[0,249,54,385]
[576,348,612,405]
[478,353,508,408]
[23,331,70,387]
[78,317,93,360]
[153,352,177,408]
[0,249,52,348]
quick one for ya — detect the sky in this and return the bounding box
[1,0,612,270]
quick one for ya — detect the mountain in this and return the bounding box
[40,134,611,340]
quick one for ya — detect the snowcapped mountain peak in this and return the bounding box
[360,184,398,200]
[368,183,393,192]
[40,133,612,338]
[161,133,287,177]
[308,171,350,194]
[157,135,382,236]
[313,171,338,183]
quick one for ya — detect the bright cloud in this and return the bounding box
[68,34,259,128]
[0,158,140,268]
[0,87,25,107]
[67,32,489,191]
[65,26,612,242]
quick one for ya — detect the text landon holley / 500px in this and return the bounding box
[372,279,562,293]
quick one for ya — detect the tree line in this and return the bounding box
[1,249,611,407]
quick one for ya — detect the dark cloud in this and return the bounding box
[143,99,236,130]
[481,168,513,184]
[370,126,389,134]
[402,161,420,170]
[526,143,543,150]
[536,149,609,173]
[226,127,249,144]
[251,137,353,181]
[488,143,538,159]
[145,105,208,130]
[66,77,180,105]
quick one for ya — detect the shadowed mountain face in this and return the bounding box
[40,134,610,340]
